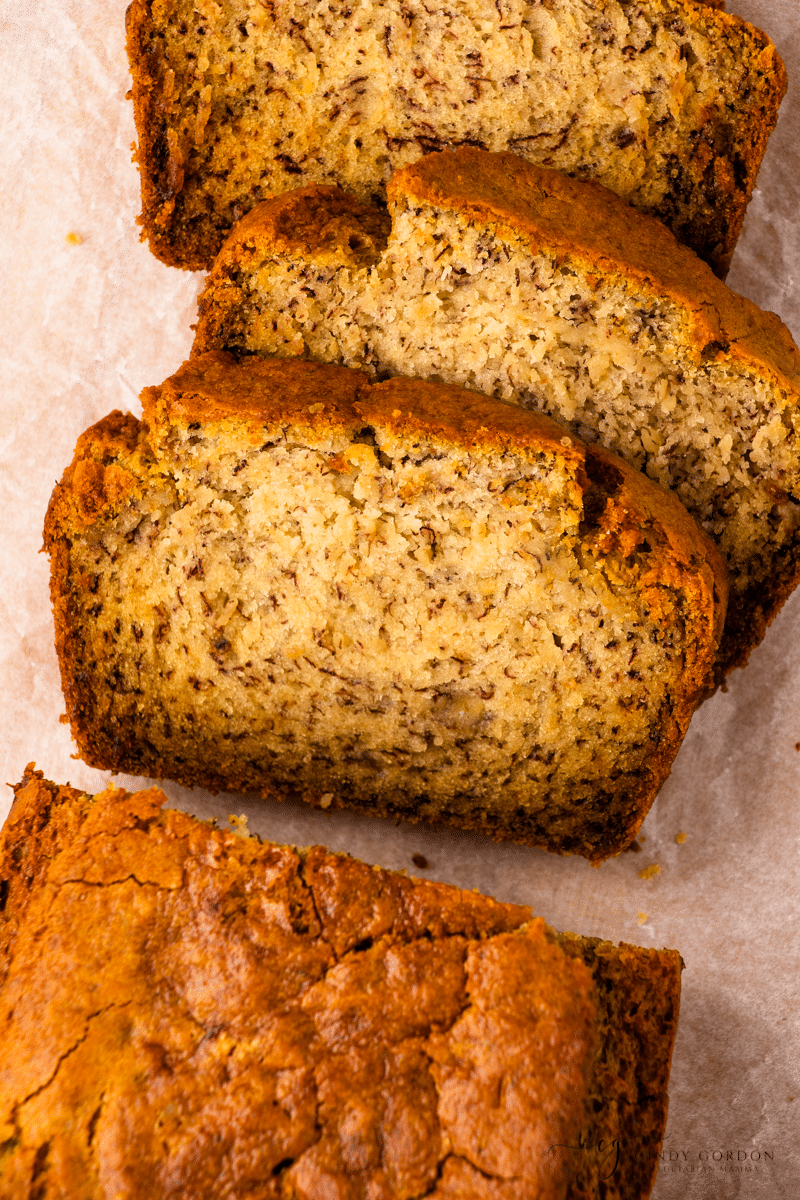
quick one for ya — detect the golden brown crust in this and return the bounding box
[302,845,533,957]
[0,772,682,1198]
[142,350,369,437]
[220,185,392,268]
[125,0,211,272]
[390,150,800,393]
[0,766,84,986]
[125,0,179,263]
[43,413,153,785]
[556,934,683,1198]
[193,190,392,354]
[44,409,144,534]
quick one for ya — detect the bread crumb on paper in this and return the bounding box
[638,911,648,925]
[228,812,250,838]
[639,863,661,880]
[675,831,687,844]
[65,232,84,245]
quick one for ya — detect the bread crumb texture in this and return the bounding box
[44,355,725,861]
[193,151,800,673]
[126,0,785,273]
[0,768,683,1199]
[638,863,661,879]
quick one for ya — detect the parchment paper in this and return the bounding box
[1,2,798,1194]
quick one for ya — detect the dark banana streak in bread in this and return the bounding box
[126,0,786,275]
[193,149,800,674]
[44,354,726,860]
[0,767,683,1199]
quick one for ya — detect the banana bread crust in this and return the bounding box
[125,0,785,275]
[0,767,682,1198]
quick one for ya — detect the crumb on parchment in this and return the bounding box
[228,812,250,838]
[676,831,687,844]
[639,863,661,880]
[65,232,84,245]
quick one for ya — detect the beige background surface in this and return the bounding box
[1,1,798,1195]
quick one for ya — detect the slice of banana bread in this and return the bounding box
[192,149,800,673]
[44,353,725,861]
[0,767,683,1199]
[126,0,786,275]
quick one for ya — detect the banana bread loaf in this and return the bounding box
[0,766,683,1199]
[126,0,786,274]
[192,149,800,673]
[44,353,726,861]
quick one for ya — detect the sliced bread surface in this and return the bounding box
[126,0,786,274]
[0,766,682,1199]
[193,150,800,672]
[44,353,726,861]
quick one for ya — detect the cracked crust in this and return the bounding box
[0,769,682,1198]
[44,355,726,861]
